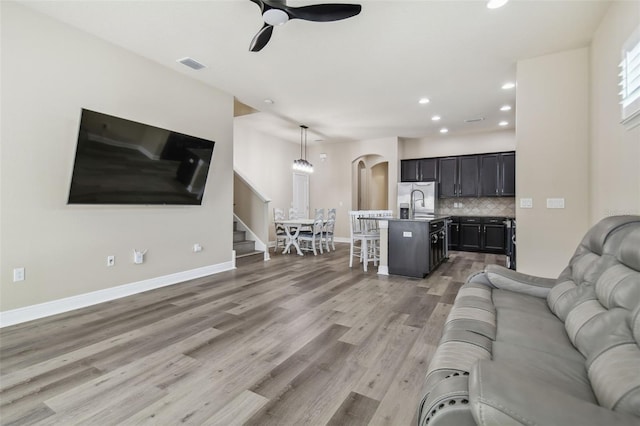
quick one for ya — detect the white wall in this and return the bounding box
[233,115,300,241]
[309,137,399,238]
[0,3,234,312]
[400,129,516,161]
[516,47,590,277]
[590,0,640,222]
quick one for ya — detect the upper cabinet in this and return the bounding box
[479,152,515,197]
[438,155,479,198]
[500,152,516,196]
[400,158,438,182]
[402,151,515,198]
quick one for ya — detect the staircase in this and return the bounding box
[233,221,264,265]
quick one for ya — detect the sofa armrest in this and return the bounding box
[468,265,555,298]
[469,360,640,426]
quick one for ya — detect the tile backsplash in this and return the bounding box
[437,197,515,217]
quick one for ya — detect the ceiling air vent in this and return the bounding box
[464,117,485,123]
[177,57,207,70]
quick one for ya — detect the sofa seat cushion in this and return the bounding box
[493,290,577,358]
[469,360,640,426]
[492,341,595,403]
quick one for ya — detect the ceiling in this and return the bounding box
[23,0,612,144]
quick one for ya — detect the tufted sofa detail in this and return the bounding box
[418,215,640,426]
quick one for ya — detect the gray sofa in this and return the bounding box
[418,215,640,426]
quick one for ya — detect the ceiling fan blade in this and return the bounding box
[249,23,274,52]
[286,4,361,22]
[249,0,265,12]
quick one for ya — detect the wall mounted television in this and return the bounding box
[68,109,215,205]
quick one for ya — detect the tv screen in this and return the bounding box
[68,109,215,205]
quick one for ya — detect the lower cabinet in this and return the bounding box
[483,218,507,252]
[460,217,482,250]
[449,216,507,254]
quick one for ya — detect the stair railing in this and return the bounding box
[233,170,271,261]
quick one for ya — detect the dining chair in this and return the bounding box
[273,208,287,253]
[349,210,378,271]
[288,207,298,219]
[322,218,336,252]
[314,208,325,220]
[298,217,324,255]
[348,210,393,271]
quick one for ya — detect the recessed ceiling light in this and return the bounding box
[264,99,275,104]
[500,105,512,111]
[440,128,449,134]
[418,98,430,105]
[487,0,509,9]
[499,121,509,126]
[431,115,441,121]
[502,82,516,90]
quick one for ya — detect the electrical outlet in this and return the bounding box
[107,255,115,267]
[193,243,202,253]
[13,267,25,282]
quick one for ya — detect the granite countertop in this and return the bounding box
[385,214,451,222]
[443,214,516,219]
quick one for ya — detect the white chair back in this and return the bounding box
[314,208,324,220]
[288,207,298,219]
[274,208,285,221]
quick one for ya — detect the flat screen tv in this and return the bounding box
[68,109,215,205]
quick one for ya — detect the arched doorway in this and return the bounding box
[352,155,389,211]
[357,160,366,210]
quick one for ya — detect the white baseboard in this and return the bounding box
[0,260,235,328]
[377,266,389,276]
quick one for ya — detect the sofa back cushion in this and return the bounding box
[555,222,640,416]
[548,216,640,321]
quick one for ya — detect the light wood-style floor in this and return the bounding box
[0,245,504,426]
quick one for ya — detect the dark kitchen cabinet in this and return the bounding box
[429,220,447,271]
[447,217,460,250]
[456,217,507,254]
[483,217,507,252]
[401,158,438,182]
[439,156,479,198]
[388,220,429,278]
[460,217,482,250]
[418,158,438,181]
[438,157,457,197]
[479,154,499,196]
[401,159,419,182]
[500,152,516,196]
[480,152,516,197]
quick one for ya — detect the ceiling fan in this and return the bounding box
[248,0,362,52]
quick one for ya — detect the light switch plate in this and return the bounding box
[402,231,413,238]
[547,198,565,209]
[520,198,533,208]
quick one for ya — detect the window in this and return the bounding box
[619,26,640,129]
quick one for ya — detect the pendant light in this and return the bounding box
[292,125,313,173]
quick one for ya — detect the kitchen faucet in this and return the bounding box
[410,189,425,218]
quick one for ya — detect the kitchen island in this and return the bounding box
[375,215,450,278]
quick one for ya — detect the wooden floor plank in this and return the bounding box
[326,391,380,426]
[0,246,504,425]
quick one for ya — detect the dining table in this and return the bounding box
[274,218,323,256]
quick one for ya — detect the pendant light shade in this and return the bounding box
[293,125,313,173]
